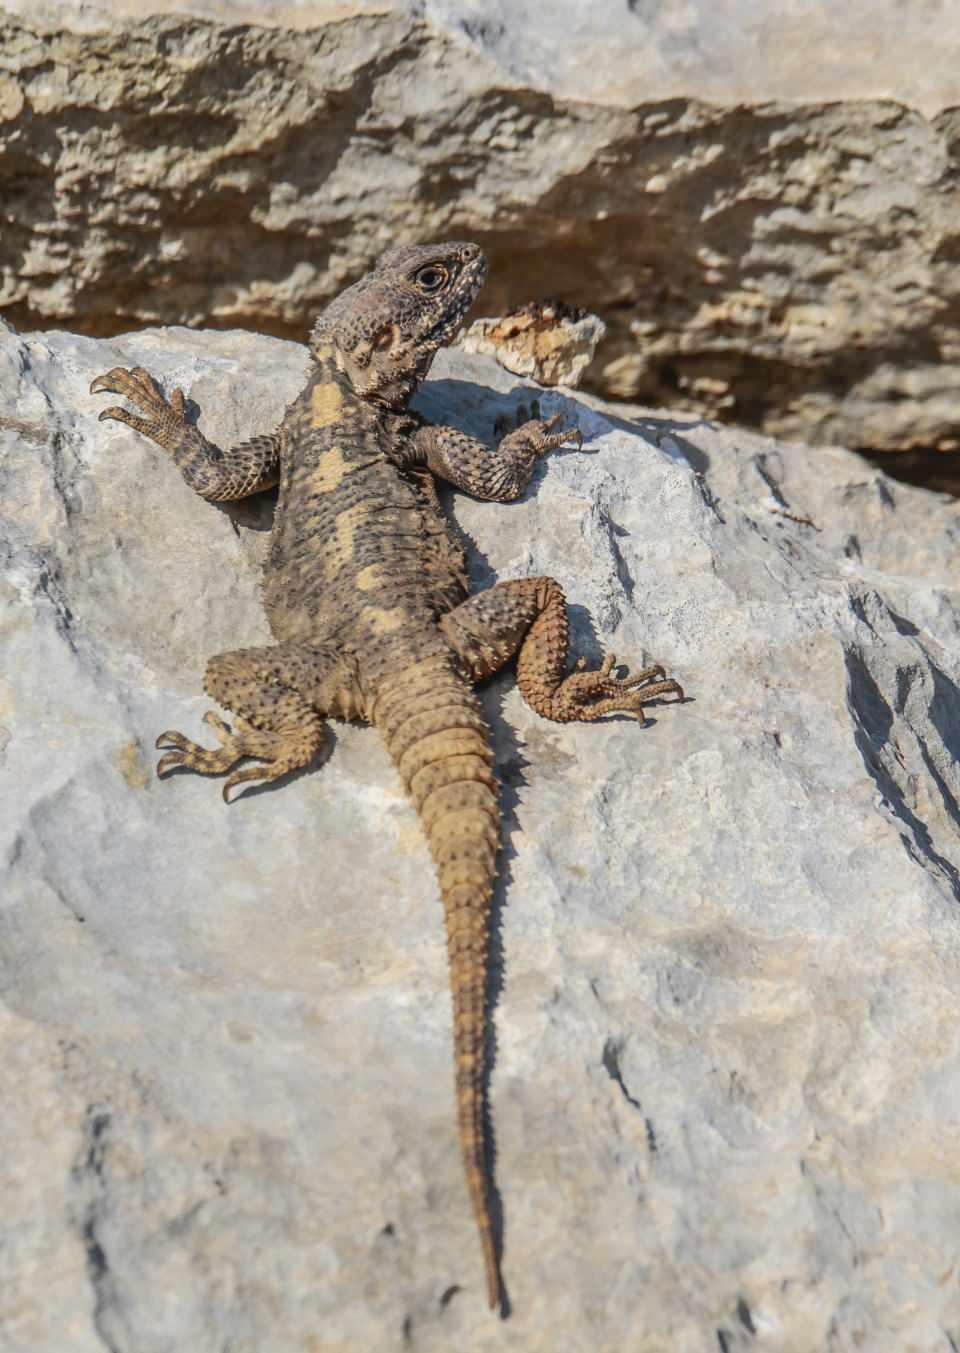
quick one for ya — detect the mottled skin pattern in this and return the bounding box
[90,242,683,1312]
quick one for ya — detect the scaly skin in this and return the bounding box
[90,241,684,1312]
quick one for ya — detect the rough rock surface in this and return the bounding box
[5,326,960,1349]
[458,302,606,388]
[4,0,960,452]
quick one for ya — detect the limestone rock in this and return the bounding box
[3,0,960,451]
[4,325,960,1349]
[458,302,606,388]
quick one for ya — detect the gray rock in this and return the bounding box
[3,0,960,451]
[4,326,960,1350]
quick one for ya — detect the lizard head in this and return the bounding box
[309,241,488,408]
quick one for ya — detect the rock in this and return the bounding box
[458,302,606,388]
[4,324,960,1348]
[3,0,960,452]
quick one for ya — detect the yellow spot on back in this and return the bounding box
[311,446,349,493]
[363,606,408,635]
[356,563,385,592]
[334,503,367,560]
[311,382,344,429]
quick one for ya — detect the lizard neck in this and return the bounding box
[304,350,379,440]
[309,346,352,390]
[309,340,432,414]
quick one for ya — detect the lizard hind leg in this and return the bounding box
[156,642,355,801]
[441,576,684,724]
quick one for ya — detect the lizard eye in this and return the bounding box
[414,264,449,293]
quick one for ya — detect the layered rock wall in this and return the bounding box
[3,0,960,450]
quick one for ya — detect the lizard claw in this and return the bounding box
[221,764,272,803]
[155,718,239,781]
[89,370,120,396]
[154,710,327,799]
[496,401,585,461]
[545,654,684,723]
[90,365,186,446]
[90,366,157,398]
[156,749,187,777]
[155,727,204,778]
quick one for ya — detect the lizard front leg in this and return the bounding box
[156,641,362,800]
[90,365,281,501]
[441,576,683,722]
[408,399,584,501]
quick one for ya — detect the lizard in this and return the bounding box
[89,241,684,1312]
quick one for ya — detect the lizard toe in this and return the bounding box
[99,406,154,435]
[89,368,132,396]
[155,729,192,752]
[543,655,684,722]
[91,365,172,422]
[222,762,274,802]
[537,420,582,455]
[155,725,247,778]
[201,709,233,742]
[156,749,188,777]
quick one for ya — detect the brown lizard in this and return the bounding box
[89,241,683,1311]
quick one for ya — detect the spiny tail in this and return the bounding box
[374,654,501,1310]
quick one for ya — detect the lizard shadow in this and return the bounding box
[416,373,713,460]
[415,375,605,463]
[215,489,278,535]
[418,375,725,547]
[603,410,716,475]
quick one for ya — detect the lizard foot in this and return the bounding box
[90,365,187,442]
[156,711,324,802]
[545,654,684,723]
[494,397,585,457]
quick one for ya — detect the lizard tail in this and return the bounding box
[374,655,502,1310]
